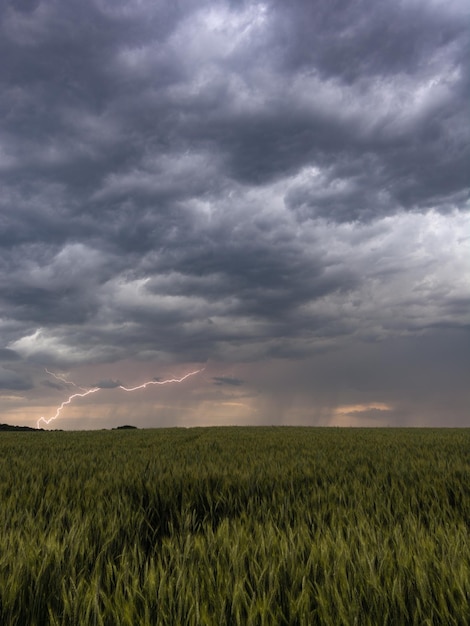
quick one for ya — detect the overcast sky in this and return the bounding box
[1,0,469,429]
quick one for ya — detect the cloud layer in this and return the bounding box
[1,0,469,427]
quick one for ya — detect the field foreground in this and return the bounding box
[0,427,469,625]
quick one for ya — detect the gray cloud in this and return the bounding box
[0,0,468,426]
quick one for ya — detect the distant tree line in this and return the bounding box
[0,424,43,432]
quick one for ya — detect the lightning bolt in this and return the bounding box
[37,368,204,429]
[37,387,101,428]
[119,370,204,392]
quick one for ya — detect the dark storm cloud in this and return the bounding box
[0,349,20,361]
[213,376,244,386]
[0,0,468,424]
[41,379,64,390]
[94,379,122,389]
[0,365,32,390]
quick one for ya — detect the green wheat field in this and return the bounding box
[0,427,469,625]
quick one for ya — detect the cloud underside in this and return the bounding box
[0,0,469,423]
[5,208,468,366]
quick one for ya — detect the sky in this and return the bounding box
[0,0,469,429]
